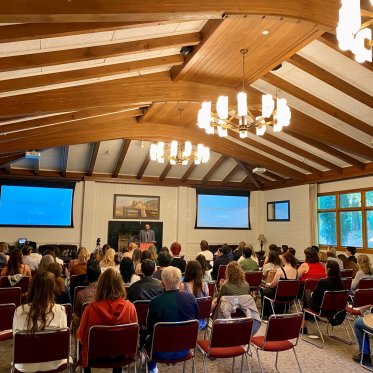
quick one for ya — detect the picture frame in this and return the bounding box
[113,194,160,220]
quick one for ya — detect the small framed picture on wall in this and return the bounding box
[113,194,160,220]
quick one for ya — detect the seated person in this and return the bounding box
[262,250,282,284]
[127,259,163,303]
[170,242,186,273]
[13,272,67,372]
[233,241,246,261]
[77,268,137,373]
[70,247,89,276]
[0,248,32,281]
[99,248,119,272]
[325,246,344,270]
[338,254,359,278]
[297,247,326,284]
[119,257,140,286]
[346,246,358,264]
[47,262,71,304]
[195,240,213,263]
[195,254,212,282]
[0,242,9,268]
[288,247,299,265]
[353,313,373,366]
[146,266,199,373]
[351,254,373,292]
[153,252,172,280]
[211,245,233,281]
[239,247,259,272]
[22,246,38,271]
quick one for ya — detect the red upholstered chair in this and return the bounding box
[197,296,213,337]
[357,278,373,290]
[0,303,16,341]
[298,278,320,307]
[12,328,71,373]
[302,290,351,348]
[245,271,263,294]
[340,269,354,278]
[251,313,303,373]
[0,276,30,294]
[341,277,352,291]
[133,300,150,327]
[77,323,139,372]
[61,303,72,328]
[142,320,199,372]
[217,265,227,283]
[73,285,87,310]
[262,279,300,318]
[206,282,215,299]
[197,317,253,373]
[0,287,21,306]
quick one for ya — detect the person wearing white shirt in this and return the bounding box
[195,240,213,262]
[12,271,68,372]
[22,246,38,271]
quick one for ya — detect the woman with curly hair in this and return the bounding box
[0,248,31,280]
[351,254,373,292]
[47,262,71,304]
[12,271,67,372]
[99,248,118,272]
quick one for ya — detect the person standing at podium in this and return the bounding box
[139,223,155,243]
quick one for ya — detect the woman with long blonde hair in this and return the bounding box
[99,248,118,271]
[351,255,373,291]
[70,247,90,275]
[148,245,158,262]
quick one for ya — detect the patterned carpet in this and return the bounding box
[1,319,368,373]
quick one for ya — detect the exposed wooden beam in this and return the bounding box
[288,54,373,108]
[0,33,200,72]
[262,72,373,137]
[236,160,261,189]
[201,155,226,184]
[181,162,197,182]
[5,164,12,175]
[0,21,182,43]
[0,2,339,27]
[136,154,150,179]
[284,130,367,169]
[264,170,288,181]
[137,104,156,124]
[318,33,373,73]
[222,164,240,185]
[171,19,224,81]
[113,139,131,178]
[61,146,69,177]
[88,142,100,176]
[34,158,40,176]
[0,153,26,167]
[159,162,172,181]
[0,55,184,94]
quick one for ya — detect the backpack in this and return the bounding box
[328,310,347,326]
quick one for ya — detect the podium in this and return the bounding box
[140,242,155,251]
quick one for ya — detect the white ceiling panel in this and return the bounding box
[94,139,124,174]
[230,169,246,182]
[119,140,150,176]
[188,152,221,180]
[39,147,63,171]
[11,158,37,169]
[67,144,92,173]
[209,157,237,181]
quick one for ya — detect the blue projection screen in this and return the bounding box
[196,191,250,229]
[0,184,74,227]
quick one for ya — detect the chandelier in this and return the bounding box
[149,140,210,165]
[197,49,291,138]
[337,0,373,63]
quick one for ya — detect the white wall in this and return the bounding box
[318,176,373,193]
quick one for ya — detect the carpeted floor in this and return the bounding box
[1,318,368,373]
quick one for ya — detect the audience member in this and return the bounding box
[239,247,259,272]
[311,245,320,253]
[99,248,118,272]
[159,246,169,254]
[38,254,55,273]
[338,254,359,278]
[262,250,282,283]
[281,245,289,254]
[68,247,85,271]
[195,254,212,282]
[153,252,172,280]
[195,240,213,262]
[148,245,158,262]
[346,246,358,264]
[12,272,67,372]
[318,250,328,263]
[132,248,142,273]
[298,247,326,284]
[45,248,64,266]
[211,244,232,280]
[146,266,199,373]
[119,257,141,286]
[288,247,299,264]
[22,245,38,271]
[77,268,137,373]
[353,315,373,366]
[136,250,152,273]
[47,262,71,304]
[0,248,32,280]
[74,259,101,316]
[233,241,246,261]
[326,246,344,270]
[30,246,42,265]
[302,261,343,334]
[0,242,9,267]
[127,259,163,302]
[249,245,259,265]
[122,243,137,259]
[70,247,89,276]
[261,252,298,318]
[96,243,111,263]
[351,255,373,292]
[170,242,186,273]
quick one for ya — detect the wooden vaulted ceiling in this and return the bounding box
[0,1,372,191]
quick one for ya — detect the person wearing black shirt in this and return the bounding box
[170,242,186,273]
[211,245,233,280]
[346,246,358,264]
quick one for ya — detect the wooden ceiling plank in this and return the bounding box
[136,154,151,179]
[318,33,373,73]
[181,162,197,182]
[0,55,184,94]
[0,33,200,73]
[222,163,240,185]
[264,170,287,181]
[0,153,26,168]
[61,145,69,177]
[137,104,157,124]
[288,54,373,109]
[159,162,172,181]
[0,2,339,27]
[236,160,261,189]
[34,158,40,176]
[284,129,367,169]
[262,73,373,137]
[113,139,131,178]
[201,155,226,184]
[0,21,185,43]
[171,19,224,81]
[87,142,100,176]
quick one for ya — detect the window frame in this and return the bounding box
[267,200,290,222]
[318,187,373,252]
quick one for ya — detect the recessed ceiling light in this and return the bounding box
[262,30,269,35]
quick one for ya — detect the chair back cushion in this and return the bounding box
[320,290,349,313]
[217,266,227,282]
[0,287,21,306]
[245,271,263,287]
[207,282,215,298]
[0,303,16,331]
[196,297,212,320]
[133,300,150,326]
[304,278,319,292]
[357,278,373,290]
[353,289,373,308]
[275,280,300,298]
[265,313,303,342]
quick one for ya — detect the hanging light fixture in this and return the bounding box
[150,140,210,165]
[197,49,291,138]
[337,0,373,63]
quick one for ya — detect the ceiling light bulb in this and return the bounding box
[170,140,178,157]
[216,96,228,120]
[237,91,248,117]
[262,94,275,118]
[262,30,269,35]
[150,144,157,161]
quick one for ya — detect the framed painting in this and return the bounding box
[113,194,160,220]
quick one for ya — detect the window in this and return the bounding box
[267,200,290,221]
[318,189,373,250]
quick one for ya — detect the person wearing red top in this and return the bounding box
[77,268,138,373]
[298,247,326,283]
